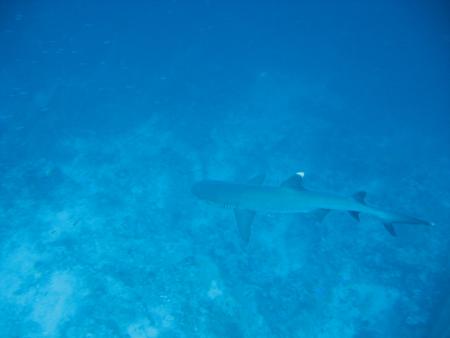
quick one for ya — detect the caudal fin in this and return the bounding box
[382,215,432,237]
[351,191,432,236]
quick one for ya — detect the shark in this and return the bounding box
[192,172,432,242]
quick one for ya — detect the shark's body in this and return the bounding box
[192,172,431,242]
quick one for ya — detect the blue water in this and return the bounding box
[1,1,449,337]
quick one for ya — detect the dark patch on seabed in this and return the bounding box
[0,1,449,337]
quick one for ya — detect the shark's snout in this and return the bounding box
[191,182,201,197]
[191,181,208,200]
[192,180,224,203]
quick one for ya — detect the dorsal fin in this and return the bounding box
[247,174,265,185]
[353,191,367,204]
[281,172,305,190]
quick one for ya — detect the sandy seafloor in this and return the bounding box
[0,1,449,338]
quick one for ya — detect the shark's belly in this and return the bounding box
[238,189,318,213]
[237,189,362,214]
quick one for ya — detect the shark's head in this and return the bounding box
[191,181,210,200]
[192,180,239,207]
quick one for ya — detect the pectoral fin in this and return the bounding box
[234,209,255,243]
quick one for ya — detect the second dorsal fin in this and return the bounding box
[281,172,305,190]
[353,191,367,205]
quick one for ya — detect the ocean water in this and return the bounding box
[1,1,449,337]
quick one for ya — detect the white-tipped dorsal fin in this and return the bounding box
[281,172,305,190]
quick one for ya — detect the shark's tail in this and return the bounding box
[381,213,433,236]
[351,191,433,236]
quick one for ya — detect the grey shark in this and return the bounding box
[192,172,432,242]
